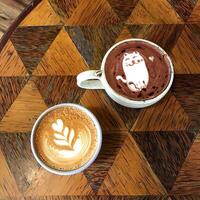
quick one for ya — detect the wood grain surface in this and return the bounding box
[0,0,32,38]
[33,28,88,76]
[98,135,166,195]
[11,26,61,74]
[126,0,183,24]
[0,40,28,76]
[20,0,61,26]
[0,79,47,132]
[0,0,200,199]
[171,134,200,195]
[132,131,197,192]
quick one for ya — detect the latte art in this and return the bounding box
[51,119,82,157]
[34,107,97,171]
[105,40,171,100]
[116,51,149,92]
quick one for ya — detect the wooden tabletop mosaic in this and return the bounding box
[0,0,200,199]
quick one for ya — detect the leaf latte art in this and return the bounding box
[34,107,97,171]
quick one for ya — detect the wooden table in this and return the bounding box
[0,0,32,39]
[0,0,200,199]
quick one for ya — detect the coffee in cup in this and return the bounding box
[77,39,174,108]
[104,41,171,100]
[31,104,102,175]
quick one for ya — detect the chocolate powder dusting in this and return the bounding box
[105,41,171,100]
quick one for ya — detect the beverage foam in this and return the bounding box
[34,107,97,171]
[105,41,171,100]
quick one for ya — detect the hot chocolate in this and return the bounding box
[105,40,171,100]
[34,106,98,171]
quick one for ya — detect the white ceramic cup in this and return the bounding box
[77,39,174,108]
[31,103,102,175]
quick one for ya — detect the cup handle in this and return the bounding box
[77,70,104,89]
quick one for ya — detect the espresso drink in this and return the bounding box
[105,41,171,100]
[34,106,97,171]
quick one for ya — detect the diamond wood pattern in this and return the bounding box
[127,24,184,53]
[35,76,85,106]
[33,28,89,76]
[170,133,200,195]
[65,25,123,69]
[188,0,200,23]
[131,92,191,131]
[25,170,93,196]
[126,0,183,24]
[0,149,21,198]
[168,0,198,21]
[10,26,61,74]
[0,79,47,132]
[0,40,28,77]
[0,0,200,199]
[98,135,166,195]
[65,0,120,25]
[84,131,127,193]
[132,131,197,192]
[20,0,61,26]
[170,24,200,74]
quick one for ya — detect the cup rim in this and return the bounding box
[31,103,102,176]
[100,38,174,105]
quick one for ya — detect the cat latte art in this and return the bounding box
[34,106,98,171]
[116,51,149,92]
[105,41,171,100]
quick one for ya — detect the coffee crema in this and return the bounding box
[34,107,97,171]
[105,41,171,100]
